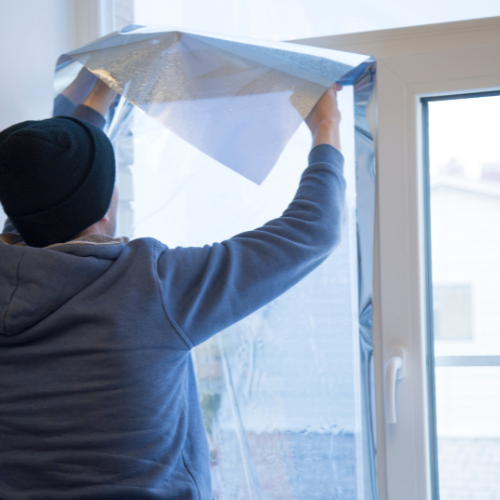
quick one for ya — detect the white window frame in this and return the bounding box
[294,15,500,500]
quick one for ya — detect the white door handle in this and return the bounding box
[385,347,406,424]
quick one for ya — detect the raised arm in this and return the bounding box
[70,78,117,130]
[53,66,98,117]
[306,83,342,150]
[156,84,346,348]
[55,71,117,130]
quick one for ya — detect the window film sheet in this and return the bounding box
[53,29,376,499]
[54,24,369,184]
[352,63,377,500]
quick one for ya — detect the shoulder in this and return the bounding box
[126,236,163,249]
[122,236,167,258]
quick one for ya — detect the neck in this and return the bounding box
[74,221,111,240]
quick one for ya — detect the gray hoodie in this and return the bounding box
[0,145,345,499]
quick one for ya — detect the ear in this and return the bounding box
[101,214,110,223]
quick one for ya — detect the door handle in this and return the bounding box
[385,347,406,424]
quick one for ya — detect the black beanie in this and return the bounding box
[0,116,115,247]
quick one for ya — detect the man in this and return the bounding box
[0,77,345,499]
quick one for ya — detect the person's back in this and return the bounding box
[0,236,213,499]
[0,82,345,499]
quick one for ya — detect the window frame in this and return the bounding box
[293,15,500,500]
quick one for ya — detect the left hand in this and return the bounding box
[82,78,118,116]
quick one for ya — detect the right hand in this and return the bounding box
[305,83,342,151]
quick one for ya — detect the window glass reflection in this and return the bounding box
[117,86,366,498]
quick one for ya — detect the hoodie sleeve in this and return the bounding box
[53,95,106,131]
[70,104,106,130]
[156,144,346,348]
[53,94,77,117]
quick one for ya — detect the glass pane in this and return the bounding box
[133,0,500,41]
[111,78,373,498]
[427,94,500,500]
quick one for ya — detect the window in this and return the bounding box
[292,14,500,500]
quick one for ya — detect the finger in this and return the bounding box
[333,82,343,91]
[326,86,337,99]
[326,85,340,100]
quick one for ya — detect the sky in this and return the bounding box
[429,96,500,179]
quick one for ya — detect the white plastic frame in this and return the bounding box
[293,15,500,500]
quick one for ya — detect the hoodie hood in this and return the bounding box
[0,233,128,338]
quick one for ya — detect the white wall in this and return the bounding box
[0,0,77,132]
[0,0,78,228]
